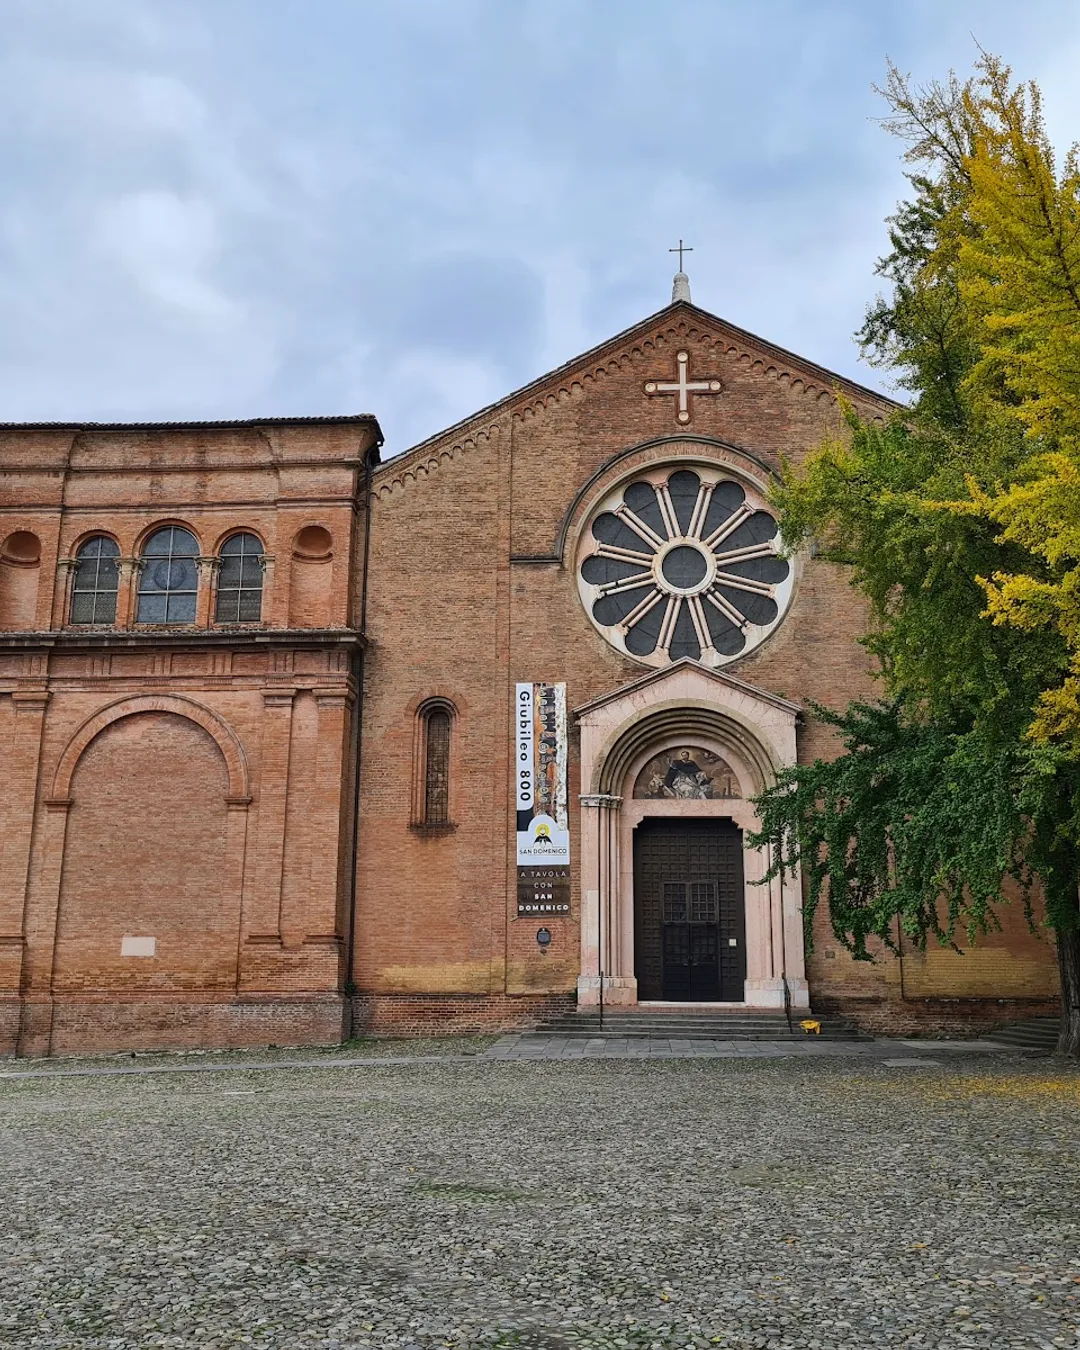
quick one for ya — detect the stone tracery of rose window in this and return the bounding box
[577,466,793,667]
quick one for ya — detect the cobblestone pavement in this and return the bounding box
[1,1050,1077,1350]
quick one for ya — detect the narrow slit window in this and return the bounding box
[70,537,120,624]
[424,708,451,826]
[215,532,264,623]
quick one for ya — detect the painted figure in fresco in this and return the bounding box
[634,747,742,800]
[663,749,712,798]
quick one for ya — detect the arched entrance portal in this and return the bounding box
[575,659,809,1010]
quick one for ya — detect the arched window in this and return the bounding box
[70,536,120,624]
[422,705,452,826]
[137,526,199,624]
[215,533,264,623]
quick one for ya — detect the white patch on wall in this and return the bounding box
[120,935,156,958]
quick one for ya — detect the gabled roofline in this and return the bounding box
[377,298,902,478]
[573,656,803,720]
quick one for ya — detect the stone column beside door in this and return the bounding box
[577,793,635,1006]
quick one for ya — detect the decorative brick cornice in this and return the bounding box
[373,424,499,500]
[512,318,887,426]
[262,691,297,708]
[10,689,50,708]
[313,688,351,707]
[370,302,895,502]
[0,628,364,652]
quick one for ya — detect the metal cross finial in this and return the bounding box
[669,238,692,272]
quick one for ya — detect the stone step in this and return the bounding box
[539,1013,827,1022]
[518,1032,862,1042]
[536,1012,833,1025]
[528,1011,867,1041]
[536,1018,805,1030]
[986,1017,1060,1050]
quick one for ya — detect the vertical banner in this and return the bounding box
[515,683,570,913]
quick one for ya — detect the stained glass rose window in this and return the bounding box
[576,466,793,667]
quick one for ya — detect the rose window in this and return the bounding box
[577,467,793,667]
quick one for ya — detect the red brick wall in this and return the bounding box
[817,997,1060,1038]
[0,557,40,628]
[0,418,378,1056]
[356,310,881,1007]
[351,992,575,1038]
[54,712,233,992]
[353,413,509,1002]
[43,993,347,1057]
[355,304,1060,1026]
[0,307,1063,1054]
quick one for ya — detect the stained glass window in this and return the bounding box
[136,527,199,624]
[424,707,451,826]
[70,536,120,624]
[215,533,263,623]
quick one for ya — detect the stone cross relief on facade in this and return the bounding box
[644,350,722,425]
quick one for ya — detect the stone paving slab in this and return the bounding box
[480,1032,1036,1061]
[0,1033,1041,1082]
[898,1038,1017,1051]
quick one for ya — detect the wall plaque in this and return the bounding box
[517,867,571,916]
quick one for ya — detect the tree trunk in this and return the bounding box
[1056,925,1080,1056]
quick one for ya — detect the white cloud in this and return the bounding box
[0,0,1078,444]
[95,190,238,322]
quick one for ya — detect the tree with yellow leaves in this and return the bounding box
[947,57,1080,748]
[750,54,1080,1054]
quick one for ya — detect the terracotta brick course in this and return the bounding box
[351,992,575,1038]
[813,996,1060,1038]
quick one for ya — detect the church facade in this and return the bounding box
[0,292,1060,1055]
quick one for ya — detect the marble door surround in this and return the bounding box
[575,659,809,1010]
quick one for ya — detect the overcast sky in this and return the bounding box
[2,1,1078,455]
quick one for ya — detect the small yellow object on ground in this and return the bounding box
[800,1019,822,1035]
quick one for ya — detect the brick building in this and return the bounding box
[0,282,1060,1055]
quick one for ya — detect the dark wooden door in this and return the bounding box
[633,818,746,1001]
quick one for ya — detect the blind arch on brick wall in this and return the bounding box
[0,529,42,629]
[52,710,237,996]
[413,698,456,828]
[51,694,250,803]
